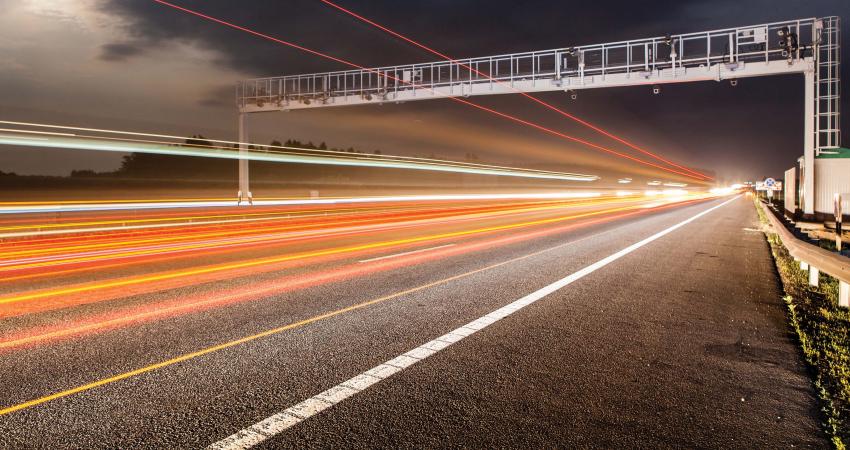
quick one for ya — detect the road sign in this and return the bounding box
[756,179,783,192]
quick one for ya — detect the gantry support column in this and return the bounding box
[802,69,815,217]
[238,112,251,205]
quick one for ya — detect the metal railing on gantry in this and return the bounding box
[235,16,841,212]
[238,17,834,155]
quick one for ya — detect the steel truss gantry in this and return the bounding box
[236,17,840,214]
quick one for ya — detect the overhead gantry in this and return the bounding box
[236,17,840,214]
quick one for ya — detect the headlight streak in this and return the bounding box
[709,187,738,195]
[0,120,583,178]
[0,192,606,215]
[0,130,598,183]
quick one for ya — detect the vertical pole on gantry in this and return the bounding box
[238,112,251,205]
[802,70,815,218]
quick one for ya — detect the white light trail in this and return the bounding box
[0,130,598,183]
[0,120,595,180]
[0,192,604,215]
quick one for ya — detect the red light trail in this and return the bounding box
[316,0,712,181]
[0,195,711,318]
[0,198,607,262]
[0,196,711,351]
[151,0,710,183]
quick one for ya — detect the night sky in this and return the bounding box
[1,0,847,184]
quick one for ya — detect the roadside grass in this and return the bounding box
[755,200,850,449]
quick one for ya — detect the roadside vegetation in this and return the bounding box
[755,200,850,449]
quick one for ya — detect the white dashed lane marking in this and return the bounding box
[357,244,456,263]
[208,197,738,450]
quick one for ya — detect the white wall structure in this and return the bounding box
[814,152,850,219]
[785,167,797,215]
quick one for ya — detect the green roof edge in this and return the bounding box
[816,147,850,159]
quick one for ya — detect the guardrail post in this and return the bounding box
[808,266,819,287]
[836,193,843,252]
[801,261,809,271]
[840,281,849,308]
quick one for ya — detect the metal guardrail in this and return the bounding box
[758,200,849,307]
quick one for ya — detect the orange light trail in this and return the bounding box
[0,197,690,311]
[0,202,524,257]
[0,197,710,352]
[0,199,629,285]
[0,202,429,231]
[0,196,605,245]
[0,198,628,274]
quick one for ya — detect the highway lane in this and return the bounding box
[269,195,826,449]
[0,194,826,448]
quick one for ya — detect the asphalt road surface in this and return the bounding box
[0,194,828,448]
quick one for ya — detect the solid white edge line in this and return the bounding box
[207,196,739,450]
[357,244,456,263]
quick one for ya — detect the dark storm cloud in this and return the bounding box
[99,0,397,76]
[98,42,146,61]
[99,0,697,75]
